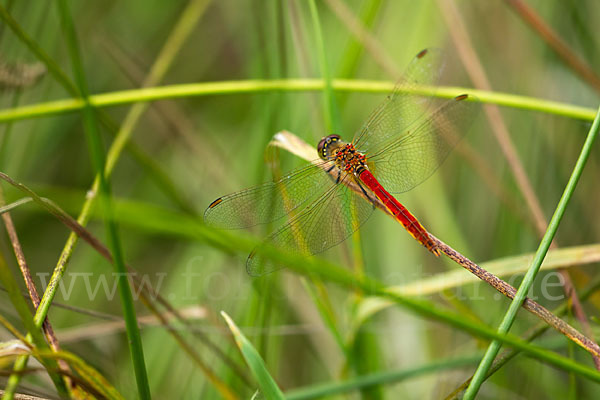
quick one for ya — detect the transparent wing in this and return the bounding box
[247,173,375,276]
[352,48,445,152]
[365,94,479,193]
[204,160,333,229]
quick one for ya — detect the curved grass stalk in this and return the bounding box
[0,80,595,123]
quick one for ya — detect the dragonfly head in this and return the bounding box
[317,134,344,160]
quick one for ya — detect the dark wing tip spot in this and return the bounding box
[455,94,469,101]
[417,49,428,59]
[204,197,223,223]
[208,197,223,208]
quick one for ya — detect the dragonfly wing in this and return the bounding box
[352,48,445,152]
[367,94,479,193]
[247,173,375,276]
[204,161,333,229]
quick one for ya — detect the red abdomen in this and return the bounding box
[359,170,440,256]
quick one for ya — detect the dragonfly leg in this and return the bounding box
[354,178,377,208]
[335,170,342,184]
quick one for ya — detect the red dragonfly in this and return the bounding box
[205,49,477,276]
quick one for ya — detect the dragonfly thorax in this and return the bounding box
[317,134,368,176]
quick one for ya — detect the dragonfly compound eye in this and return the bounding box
[317,134,341,160]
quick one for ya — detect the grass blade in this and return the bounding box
[464,104,600,398]
[0,252,67,397]
[0,80,595,122]
[308,0,341,133]
[286,355,481,399]
[3,169,600,386]
[34,349,126,400]
[55,1,150,398]
[221,311,285,400]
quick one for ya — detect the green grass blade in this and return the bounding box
[55,1,150,398]
[464,104,600,398]
[4,172,600,387]
[335,0,384,80]
[0,92,22,170]
[221,311,285,400]
[1,2,596,397]
[308,0,341,133]
[102,0,213,178]
[0,80,594,123]
[233,235,600,384]
[0,252,68,398]
[33,0,212,333]
[467,272,600,395]
[34,349,126,400]
[350,327,384,399]
[300,277,348,354]
[286,355,481,399]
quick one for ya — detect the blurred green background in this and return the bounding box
[0,0,599,398]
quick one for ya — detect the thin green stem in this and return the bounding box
[0,80,594,123]
[445,258,600,399]
[335,0,384,80]
[0,92,21,168]
[0,197,32,214]
[2,1,217,396]
[56,1,150,399]
[286,355,481,400]
[308,0,340,133]
[35,0,211,329]
[464,104,600,398]
[301,278,348,355]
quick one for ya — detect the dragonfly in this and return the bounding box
[205,48,478,276]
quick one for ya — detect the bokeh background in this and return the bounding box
[0,0,599,398]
